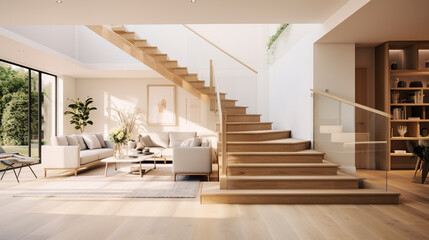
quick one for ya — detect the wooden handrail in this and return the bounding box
[311,89,391,118]
[182,24,258,74]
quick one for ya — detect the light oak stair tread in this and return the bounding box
[222,99,238,102]
[227,175,359,181]
[201,182,400,196]
[228,161,339,168]
[225,106,247,109]
[227,150,325,155]
[227,130,289,134]
[225,122,271,125]
[227,138,309,144]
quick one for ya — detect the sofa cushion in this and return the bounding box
[190,137,202,147]
[51,136,68,146]
[80,150,99,165]
[201,138,210,147]
[180,138,193,147]
[161,148,173,157]
[65,135,79,146]
[140,135,154,147]
[94,133,107,148]
[148,132,169,148]
[95,148,114,159]
[83,134,102,150]
[169,132,197,148]
[73,135,88,150]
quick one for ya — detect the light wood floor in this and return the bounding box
[0,163,427,240]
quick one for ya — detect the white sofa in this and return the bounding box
[42,134,114,177]
[172,139,212,181]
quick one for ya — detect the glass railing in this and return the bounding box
[123,24,259,113]
[312,89,391,191]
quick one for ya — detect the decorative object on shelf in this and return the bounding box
[64,97,97,133]
[410,81,423,87]
[392,92,399,103]
[391,61,398,70]
[408,117,421,120]
[394,150,407,154]
[412,145,429,184]
[393,78,400,88]
[147,85,177,125]
[109,125,130,159]
[397,125,407,137]
[392,107,404,120]
[397,81,406,88]
[425,59,429,69]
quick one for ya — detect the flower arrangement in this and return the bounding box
[109,125,130,144]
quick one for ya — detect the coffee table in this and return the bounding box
[101,151,160,177]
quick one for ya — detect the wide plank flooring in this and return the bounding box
[0,163,427,240]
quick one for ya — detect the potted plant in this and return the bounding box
[64,97,97,133]
[412,145,429,184]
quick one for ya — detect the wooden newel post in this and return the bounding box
[220,110,228,189]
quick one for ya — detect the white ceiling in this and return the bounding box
[318,0,429,46]
[0,0,348,25]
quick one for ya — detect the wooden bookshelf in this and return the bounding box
[375,41,429,170]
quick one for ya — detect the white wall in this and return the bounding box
[268,24,322,141]
[73,78,217,139]
[58,76,77,136]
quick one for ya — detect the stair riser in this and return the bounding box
[189,82,206,88]
[221,101,236,107]
[162,62,178,68]
[120,33,135,40]
[227,115,260,122]
[184,75,198,81]
[141,48,158,54]
[227,123,272,131]
[228,155,324,164]
[227,180,358,190]
[225,108,246,114]
[227,142,310,152]
[173,69,188,75]
[152,55,168,61]
[134,41,148,47]
[227,167,338,176]
[201,194,399,204]
[198,88,213,94]
[227,131,290,141]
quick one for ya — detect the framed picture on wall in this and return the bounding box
[147,85,177,125]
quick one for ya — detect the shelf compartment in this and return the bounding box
[390,121,419,138]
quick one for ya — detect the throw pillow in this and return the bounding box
[190,137,202,147]
[73,134,88,150]
[180,138,193,147]
[148,132,169,148]
[82,134,101,150]
[141,135,155,147]
[201,138,210,147]
[136,142,145,151]
[51,136,68,146]
[169,132,197,148]
[94,133,107,148]
[65,135,79,146]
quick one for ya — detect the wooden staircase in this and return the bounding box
[88,25,400,204]
[202,101,399,203]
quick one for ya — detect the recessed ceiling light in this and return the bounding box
[191,0,196,2]
[56,0,63,3]
[18,49,24,52]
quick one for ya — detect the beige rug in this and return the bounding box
[14,165,201,198]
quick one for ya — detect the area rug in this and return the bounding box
[14,165,201,198]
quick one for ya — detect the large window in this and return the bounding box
[0,59,57,170]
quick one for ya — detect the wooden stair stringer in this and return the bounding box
[86,25,210,104]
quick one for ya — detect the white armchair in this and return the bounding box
[172,142,212,181]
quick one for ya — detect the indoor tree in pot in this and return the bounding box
[64,97,97,133]
[412,145,429,184]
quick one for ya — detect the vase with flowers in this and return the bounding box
[109,125,130,159]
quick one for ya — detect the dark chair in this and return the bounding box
[0,146,38,183]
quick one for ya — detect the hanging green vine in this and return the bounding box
[267,24,289,52]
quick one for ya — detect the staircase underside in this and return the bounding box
[89,25,400,204]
